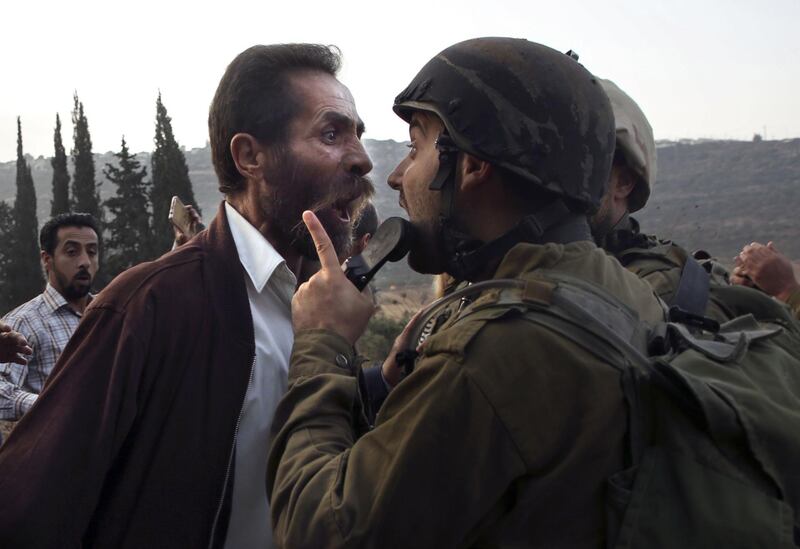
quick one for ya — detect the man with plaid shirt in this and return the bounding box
[0,213,99,422]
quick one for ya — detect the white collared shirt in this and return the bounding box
[223,202,296,549]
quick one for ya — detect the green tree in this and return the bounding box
[150,93,198,255]
[71,92,101,218]
[51,113,71,216]
[0,201,15,313]
[7,118,44,309]
[103,137,153,279]
[357,314,410,362]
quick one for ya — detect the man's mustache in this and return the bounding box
[309,174,375,213]
[290,174,375,235]
[72,269,92,282]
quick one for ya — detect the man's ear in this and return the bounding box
[458,153,493,192]
[230,133,267,181]
[40,251,51,274]
[613,167,637,200]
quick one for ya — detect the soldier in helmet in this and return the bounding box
[591,79,732,320]
[267,38,665,547]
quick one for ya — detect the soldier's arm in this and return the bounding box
[267,329,524,548]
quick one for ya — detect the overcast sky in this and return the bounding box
[1,0,797,162]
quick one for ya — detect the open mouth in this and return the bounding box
[330,196,359,224]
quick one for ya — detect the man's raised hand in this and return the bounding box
[0,321,32,365]
[291,211,375,345]
[733,241,799,302]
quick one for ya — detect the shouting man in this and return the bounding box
[0,44,372,549]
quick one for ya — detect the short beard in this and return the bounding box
[589,195,614,243]
[261,148,374,260]
[54,270,92,300]
[407,217,448,275]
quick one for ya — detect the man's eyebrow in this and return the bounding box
[62,239,97,247]
[320,111,365,136]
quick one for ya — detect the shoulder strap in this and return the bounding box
[405,272,654,370]
[671,256,711,316]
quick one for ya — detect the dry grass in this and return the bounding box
[375,286,431,322]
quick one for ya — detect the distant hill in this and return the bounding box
[636,138,800,262]
[1,137,798,288]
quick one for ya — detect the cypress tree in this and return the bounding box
[103,137,153,279]
[0,202,14,313]
[51,113,71,216]
[150,93,198,255]
[8,118,44,308]
[71,93,102,219]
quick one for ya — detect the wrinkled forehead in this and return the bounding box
[287,69,360,119]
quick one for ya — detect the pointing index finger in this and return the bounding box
[302,210,340,271]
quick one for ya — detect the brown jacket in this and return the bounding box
[268,241,665,548]
[0,202,255,548]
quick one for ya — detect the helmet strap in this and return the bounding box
[429,132,485,280]
[446,202,592,280]
[429,132,592,281]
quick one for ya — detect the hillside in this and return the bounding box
[637,139,800,262]
[1,137,798,290]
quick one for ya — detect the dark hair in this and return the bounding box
[353,202,379,239]
[208,44,342,194]
[40,213,100,255]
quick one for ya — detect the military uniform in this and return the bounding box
[599,213,737,322]
[787,289,800,320]
[267,241,664,548]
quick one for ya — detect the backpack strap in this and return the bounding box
[671,255,711,316]
[402,271,654,371]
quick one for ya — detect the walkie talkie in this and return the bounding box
[345,217,413,291]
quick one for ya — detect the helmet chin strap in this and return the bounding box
[431,133,592,281]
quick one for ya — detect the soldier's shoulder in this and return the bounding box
[421,282,561,361]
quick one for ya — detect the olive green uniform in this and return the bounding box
[599,214,735,322]
[267,241,664,548]
[786,288,800,320]
[599,215,800,325]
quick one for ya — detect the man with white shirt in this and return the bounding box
[0,43,373,549]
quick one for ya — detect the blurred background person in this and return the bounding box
[351,201,378,256]
[0,213,99,425]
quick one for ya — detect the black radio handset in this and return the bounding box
[344,217,413,291]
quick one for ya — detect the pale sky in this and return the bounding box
[1,0,798,162]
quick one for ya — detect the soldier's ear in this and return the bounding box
[458,153,493,192]
[230,133,268,183]
[611,166,637,200]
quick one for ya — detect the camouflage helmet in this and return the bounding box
[599,79,657,213]
[393,37,616,213]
